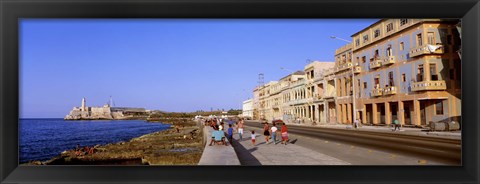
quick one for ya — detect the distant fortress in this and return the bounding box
[64,97,149,120]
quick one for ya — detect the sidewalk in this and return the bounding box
[231,130,350,165]
[283,122,461,140]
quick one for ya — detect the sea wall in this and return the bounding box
[198,126,240,165]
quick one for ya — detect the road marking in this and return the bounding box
[390,154,397,159]
[324,141,329,143]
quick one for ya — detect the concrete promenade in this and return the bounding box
[198,120,459,165]
[231,129,350,165]
[198,126,240,165]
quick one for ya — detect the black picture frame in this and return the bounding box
[1,0,479,184]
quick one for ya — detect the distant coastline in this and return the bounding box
[64,97,155,120]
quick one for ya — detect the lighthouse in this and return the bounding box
[81,97,86,111]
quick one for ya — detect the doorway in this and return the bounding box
[403,101,413,125]
[365,104,373,124]
[377,103,386,124]
[420,101,427,125]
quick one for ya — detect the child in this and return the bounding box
[251,130,256,146]
[227,124,234,144]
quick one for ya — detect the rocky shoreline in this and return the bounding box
[24,119,204,165]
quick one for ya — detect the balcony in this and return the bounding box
[383,86,397,95]
[371,88,383,97]
[409,44,444,58]
[323,91,335,99]
[383,56,396,65]
[411,80,447,91]
[336,62,353,72]
[353,66,362,74]
[369,60,382,69]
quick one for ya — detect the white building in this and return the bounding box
[242,99,254,119]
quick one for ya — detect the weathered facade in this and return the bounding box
[336,19,461,126]
[303,62,336,124]
[252,62,336,124]
[251,19,461,127]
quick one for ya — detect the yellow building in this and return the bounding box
[252,61,336,124]
[304,61,336,124]
[334,19,461,126]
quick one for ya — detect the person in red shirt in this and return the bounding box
[281,123,289,145]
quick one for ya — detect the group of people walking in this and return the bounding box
[260,122,289,145]
[205,118,290,146]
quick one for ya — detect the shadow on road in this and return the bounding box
[231,139,262,166]
[289,139,298,144]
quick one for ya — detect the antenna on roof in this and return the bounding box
[258,73,264,87]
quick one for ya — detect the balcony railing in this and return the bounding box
[371,88,383,97]
[323,91,335,99]
[383,86,397,95]
[409,44,444,58]
[369,59,382,69]
[383,56,396,65]
[411,80,447,91]
[353,66,362,74]
[324,75,335,81]
[336,62,353,72]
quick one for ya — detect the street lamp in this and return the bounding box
[280,67,294,73]
[330,35,357,127]
[330,36,351,43]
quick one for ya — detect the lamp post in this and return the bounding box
[330,36,351,43]
[280,67,295,73]
[330,36,356,126]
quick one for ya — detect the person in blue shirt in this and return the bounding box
[227,124,234,144]
[209,125,228,146]
[393,118,400,131]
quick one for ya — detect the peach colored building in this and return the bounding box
[334,19,461,126]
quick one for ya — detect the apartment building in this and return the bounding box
[335,19,461,126]
[255,81,277,121]
[269,81,284,120]
[242,99,253,119]
[279,71,305,123]
[252,61,336,124]
[304,61,336,124]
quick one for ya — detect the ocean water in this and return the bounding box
[19,119,171,163]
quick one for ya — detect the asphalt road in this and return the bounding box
[243,120,459,165]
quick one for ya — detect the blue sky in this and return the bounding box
[20,19,377,118]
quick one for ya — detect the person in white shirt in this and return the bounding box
[251,130,256,146]
[270,122,278,145]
